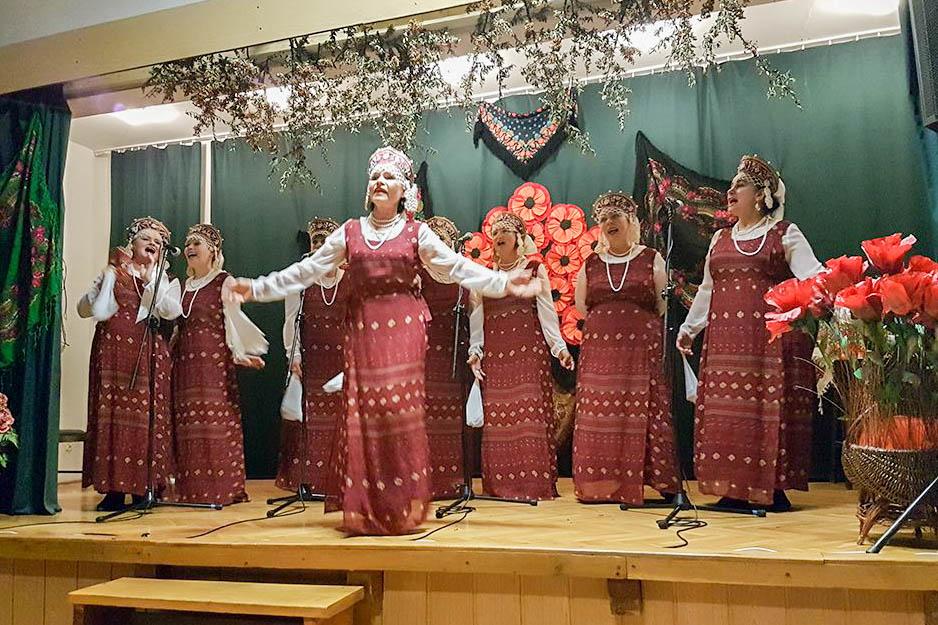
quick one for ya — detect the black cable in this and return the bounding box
[0,512,144,532]
[411,507,474,541]
[185,504,306,539]
[666,518,708,549]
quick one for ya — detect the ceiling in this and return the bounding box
[68,0,902,153]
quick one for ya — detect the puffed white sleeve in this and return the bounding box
[77,270,112,320]
[221,275,268,358]
[679,230,721,340]
[783,223,824,279]
[652,250,667,316]
[534,264,567,357]
[137,276,182,322]
[574,264,588,316]
[251,225,347,302]
[283,292,302,364]
[468,290,484,360]
[417,224,507,297]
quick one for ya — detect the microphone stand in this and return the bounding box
[436,241,538,519]
[620,165,765,527]
[267,288,325,516]
[98,246,223,522]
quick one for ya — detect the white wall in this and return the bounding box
[59,142,110,473]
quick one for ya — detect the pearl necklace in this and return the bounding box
[364,213,403,251]
[497,256,525,272]
[731,217,770,257]
[320,275,339,306]
[605,246,633,292]
[182,270,220,319]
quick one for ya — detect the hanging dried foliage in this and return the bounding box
[145,1,797,188]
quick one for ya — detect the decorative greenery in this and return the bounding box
[146,0,797,188]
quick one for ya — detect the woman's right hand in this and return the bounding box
[467,354,485,382]
[224,278,254,304]
[290,361,303,378]
[676,331,694,357]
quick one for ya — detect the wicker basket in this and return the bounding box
[841,444,938,543]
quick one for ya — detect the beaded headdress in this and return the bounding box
[591,191,637,222]
[185,223,223,252]
[736,154,786,215]
[306,217,340,241]
[366,146,419,214]
[426,216,460,250]
[489,212,527,238]
[126,216,171,246]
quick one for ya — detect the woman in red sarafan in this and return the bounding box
[418,216,471,500]
[572,192,679,505]
[677,155,823,512]
[277,217,348,495]
[173,224,267,506]
[468,212,575,501]
[77,217,183,512]
[226,147,538,536]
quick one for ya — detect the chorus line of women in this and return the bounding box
[80,146,823,534]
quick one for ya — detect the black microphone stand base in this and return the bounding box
[620,491,765,529]
[866,473,938,554]
[96,487,222,523]
[266,485,326,517]
[436,482,538,519]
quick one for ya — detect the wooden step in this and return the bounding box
[69,577,364,621]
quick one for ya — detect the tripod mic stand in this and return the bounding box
[98,247,223,522]
[620,180,765,527]
[436,282,537,519]
[867,473,938,553]
[267,288,326,517]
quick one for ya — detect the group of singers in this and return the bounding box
[79,146,823,535]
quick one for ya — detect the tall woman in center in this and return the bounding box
[468,213,574,501]
[226,147,538,535]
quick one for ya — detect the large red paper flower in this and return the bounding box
[862,233,917,274]
[545,242,582,276]
[835,277,882,321]
[923,276,938,321]
[481,206,508,241]
[508,182,551,224]
[545,203,587,244]
[529,220,550,251]
[578,225,601,260]
[561,306,585,345]
[877,271,931,316]
[817,255,868,301]
[463,233,492,267]
[909,255,938,274]
[763,277,822,342]
[550,274,573,316]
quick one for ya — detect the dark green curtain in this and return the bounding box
[0,87,70,514]
[110,144,202,277]
[212,35,935,477]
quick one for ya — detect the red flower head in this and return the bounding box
[578,225,601,260]
[862,233,917,274]
[909,255,938,275]
[835,277,883,321]
[817,255,868,302]
[763,277,822,342]
[528,220,550,252]
[545,242,583,276]
[545,203,587,244]
[561,305,585,345]
[550,274,573,315]
[481,206,508,242]
[656,177,672,204]
[463,233,492,267]
[878,271,931,316]
[508,182,551,224]
[923,276,938,321]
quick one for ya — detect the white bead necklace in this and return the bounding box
[363,213,403,251]
[320,276,338,306]
[731,216,770,257]
[496,255,526,272]
[605,246,633,292]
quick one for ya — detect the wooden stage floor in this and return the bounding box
[1,479,935,591]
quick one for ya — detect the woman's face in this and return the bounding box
[309,233,328,254]
[598,211,634,241]
[368,168,405,209]
[727,173,760,218]
[491,224,518,256]
[131,228,163,265]
[184,236,212,272]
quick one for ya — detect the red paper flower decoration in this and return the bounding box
[578,225,601,260]
[924,276,938,321]
[550,274,573,316]
[561,306,585,345]
[508,182,551,224]
[910,255,938,274]
[545,204,586,244]
[463,233,493,267]
[817,255,868,302]
[878,272,930,316]
[529,220,550,251]
[481,206,508,241]
[862,233,917,274]
[545,242,582,276]
[835,277,883,321]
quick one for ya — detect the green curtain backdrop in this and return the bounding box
[110,144,202,277]
[0,87,70,514]
[210,34,935,478]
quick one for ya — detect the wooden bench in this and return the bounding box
[69,577,364,625]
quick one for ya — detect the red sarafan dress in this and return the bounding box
[419,267,469,500]
[572,248,679,504]
[172,272,249,506]
[83,270,174,497]
[276,276,348,492]
[479,260,558,500]
[694,222,815,505]
[325,217,432,535]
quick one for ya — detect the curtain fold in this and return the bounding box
[0,86,70,514]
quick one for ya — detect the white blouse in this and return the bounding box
[468,262,568,360]
[679,218,823,340]
[183,269,268,359]
[282,269,345,365]
[251,217,508,302]
[573,245,667,316]
[77,263,182,323]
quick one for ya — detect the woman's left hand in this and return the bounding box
[558,349,575,371]
[234,355,265,369]
[506,274,539,298]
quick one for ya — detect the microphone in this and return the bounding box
[165,245,182,257]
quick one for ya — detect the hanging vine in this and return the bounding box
[145,0,797,188]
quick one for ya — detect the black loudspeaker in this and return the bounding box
[909,0,938,131]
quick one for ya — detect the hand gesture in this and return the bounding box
[467,354,485,382]
[224,278,254,304]
[676,331,694,357]
[558,349,575,371]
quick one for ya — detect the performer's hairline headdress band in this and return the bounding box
[185,223,223,252]
[126,216,171,245]
[736,154,786,214]
[591,191,638,222]
[307,217,340,240]
[426,215,460,247]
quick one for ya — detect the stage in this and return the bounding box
[0,479,935,625]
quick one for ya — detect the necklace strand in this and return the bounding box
[364,213,403,251]
[731,219,770,257]
[605,249,632,292]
